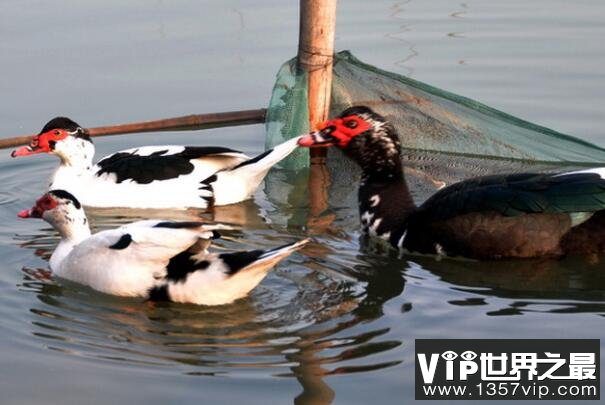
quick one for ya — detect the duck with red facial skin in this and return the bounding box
[11,117,302,209]
[18,189,308,305]
[298,106,605,259]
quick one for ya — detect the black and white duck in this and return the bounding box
[18,190,308,305]
[12,117,300,209]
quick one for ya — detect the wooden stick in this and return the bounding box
[295,3,338,399]
[298,0,337,224]
[0,108,267,150]
[298,0,337,147]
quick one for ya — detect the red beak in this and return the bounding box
[11,145,45,158]
[18,209,32,218]
[297,132,334,148]
[298,134,317,147]
[18,206,42,219]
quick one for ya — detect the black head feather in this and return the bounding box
[48,189,82,209]
[40,117,91,142]
[338,106,387,123]
[336,106,402,178]
[41,117,80,133]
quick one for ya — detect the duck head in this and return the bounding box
[18,190,90,240]
[298,106,402,178]
[11,117,94,167]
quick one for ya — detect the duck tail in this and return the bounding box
[220,238,309,277]
[228,135,301,178]
[258,238,310,261]
[210,136,302,205]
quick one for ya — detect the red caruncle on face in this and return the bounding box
[18,194,58,218]
[317,116,372,148]
[33,129,70,152]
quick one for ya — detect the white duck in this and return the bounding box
[18,190,308,305]
[12,117,300,209]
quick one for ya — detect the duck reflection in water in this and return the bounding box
[410,254,605,316]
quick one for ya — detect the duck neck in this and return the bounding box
[50,140,95,191]
[49,216,92,271]
[60,220,92,242]
[55,137,95,171]
[345,128,416,243]
[358,164,416,243]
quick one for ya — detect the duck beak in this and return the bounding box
[18,205,42,219]
[298,131,334,148]
[17,208,32,218]
[11,145,44,158]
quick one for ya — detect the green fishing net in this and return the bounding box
[266,51,605,171]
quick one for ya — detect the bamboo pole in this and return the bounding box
[293,2,338,404]
[0,108,266,150]
[298,0,337,146]
[298,0,337,219]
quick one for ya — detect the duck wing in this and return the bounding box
[57,221,227,296]
[94,146,250,184]
[157,238,310,305]
[416,170,605,221]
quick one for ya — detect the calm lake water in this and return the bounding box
[1,1,604,404]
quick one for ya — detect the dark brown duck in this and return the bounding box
[298,106,605,259]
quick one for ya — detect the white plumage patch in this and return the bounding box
[368,217,383,236]
[369,194,380,207]
[212,136,302,206]
[569,212,594,227]
[380,231,391,240]
[114,145,187,157]
[397,231,407,248]
[434,243,446,256]
[361,211,374,226]
[557,167,605,179]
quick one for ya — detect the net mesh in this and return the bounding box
[266,50,605,170]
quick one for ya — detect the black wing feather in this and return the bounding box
[219,250,265,275]
[417,171,605,222]
[95,147,243,184]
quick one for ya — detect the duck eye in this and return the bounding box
[344,120,358,129]
[54,130,61,136]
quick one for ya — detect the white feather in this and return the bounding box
[212,136,302,206]
[53,222,215,296]
[557,167,605,179]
